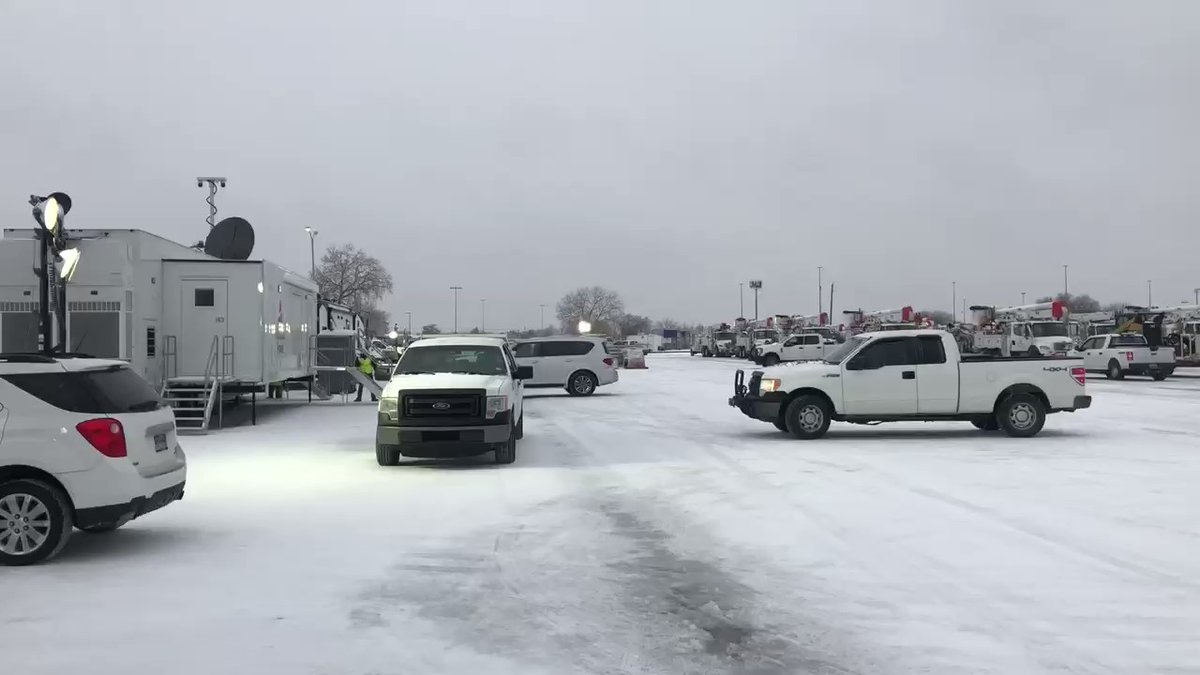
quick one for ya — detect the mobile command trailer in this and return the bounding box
[0,228,318,432]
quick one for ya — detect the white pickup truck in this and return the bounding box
[1075,333,1175,380]
[753,332,837,366]
[729,329,1090,439]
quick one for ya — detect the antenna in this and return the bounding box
[204,216,256,259]
[196,176,228,229]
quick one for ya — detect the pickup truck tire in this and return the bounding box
[515,414,524,439]
[773,416,789,432]
[702,347,712,357]
[376,444,401,466]
[1152,371,1170,382]
[494,429,517,465]
[997,393,1046,438]
[1106,360,1124,380]
[784,395,832,440]
[971,417,1000,431]
[762,353,780,367]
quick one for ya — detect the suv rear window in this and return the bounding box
[2,365,163,414]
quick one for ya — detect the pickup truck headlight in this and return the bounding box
[485,395,508,420]
[759,378,782,393]
[379,397,399,425]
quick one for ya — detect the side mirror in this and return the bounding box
[515,365,534,380]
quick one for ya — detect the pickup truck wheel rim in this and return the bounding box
[0,493,51,555]
[1008,403,1037,430]
[799,405,824,432]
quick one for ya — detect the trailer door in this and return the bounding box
[180,279,229,377]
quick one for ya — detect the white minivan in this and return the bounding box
[512,337,619,396]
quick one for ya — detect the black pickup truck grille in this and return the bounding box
[396,389,488,426]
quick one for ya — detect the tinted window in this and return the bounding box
[2,365,163,414]
[804,334,820,345]
[512,342,539,358]
[1111,335,1148,347]
[146,326,157,358]
[784,336,801,347]
[854,338,916,368]
[540,341,593,357]
[915,336,946,364]
[194,288,214,307]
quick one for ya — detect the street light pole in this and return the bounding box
[1021,291,1026,304]
[480,299,486,332]
[1194,288,1199,305]
[539,303,546,330]
[1147,280,1153,306]
[952,280,956,318]
[405,311,412,335]
[1063,264,1069,297]
[739,282,744,318]
[304,227,318,279]
[817,266,823,320]
[749,280,762,320]
[450,286,462,332]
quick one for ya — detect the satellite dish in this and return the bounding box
[204,216,255,260]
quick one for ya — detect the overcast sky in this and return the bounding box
[2,0,1197,330]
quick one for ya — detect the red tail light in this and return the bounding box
[603,357,614,366]
[76,418,127,458]
[1070,366,1086,386]
[1125,351,1134,362]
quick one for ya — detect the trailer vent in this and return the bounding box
[0,301,39,312]
[67,301,121,311]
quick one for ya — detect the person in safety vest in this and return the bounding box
[354,351,377,402]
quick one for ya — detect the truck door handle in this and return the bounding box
[902,371,915,379]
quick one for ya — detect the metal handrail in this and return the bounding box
[201,335,219,383]
[221,335,235,379]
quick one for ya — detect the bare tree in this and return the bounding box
[556,286,624,330]
[361,307,390,335]
[314,244,394,314]
[654,318,681,331]
[616,314,652,336]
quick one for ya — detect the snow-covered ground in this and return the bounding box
[5,354,1199,674]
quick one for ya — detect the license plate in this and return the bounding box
[154,434,169,453]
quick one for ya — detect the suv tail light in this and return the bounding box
[76,418,127,458]
[1070,366,1086,386]
[603,357,614,367]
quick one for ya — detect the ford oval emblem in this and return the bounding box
[432,401,451,410]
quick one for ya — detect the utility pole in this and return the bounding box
[450,286,462,332]
[196,177,227,229]
[304,227,318,279]
[480,299,486,332]
[952,280,956,318]
[405,311,412,335]
[817,266,823,321]
[962,298,967,323]
[749,280,763,320]
[739,282,744,318]
[539,303,546,329]
[1194,288,1199,305]
[1147,280,1153,306]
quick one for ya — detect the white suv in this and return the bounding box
[376,336,530,466]
[512,336,618,396]
[0,354,187,565]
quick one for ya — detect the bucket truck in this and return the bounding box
[971,301,1075,357]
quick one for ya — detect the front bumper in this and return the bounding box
[727,370,784,422]
[376,424,511,458]
[75,481,186,530]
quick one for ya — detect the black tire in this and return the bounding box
[1027,347,1040,357]
[763,353,780,367]
[494,432,517,465]
[784,395,832,440]
[996,393,1046,438]
[515,414,525,439]
[376,444,401,466]
[1106,360,1124,380]
[971,417,1000,431]
[567,371,597,396]
[773,417,789,432]
[0,479,74,566]
[1152,371,1169,382]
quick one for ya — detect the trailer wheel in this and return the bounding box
[1106,360,1124,380]
[997,393,1046,438]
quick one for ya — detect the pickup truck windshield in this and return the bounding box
[1029,323,1069,337]
[823,335,869,364]
[394,345,508,376]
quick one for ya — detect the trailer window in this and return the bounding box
[194,288,215,307]
[146,326,157,358]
